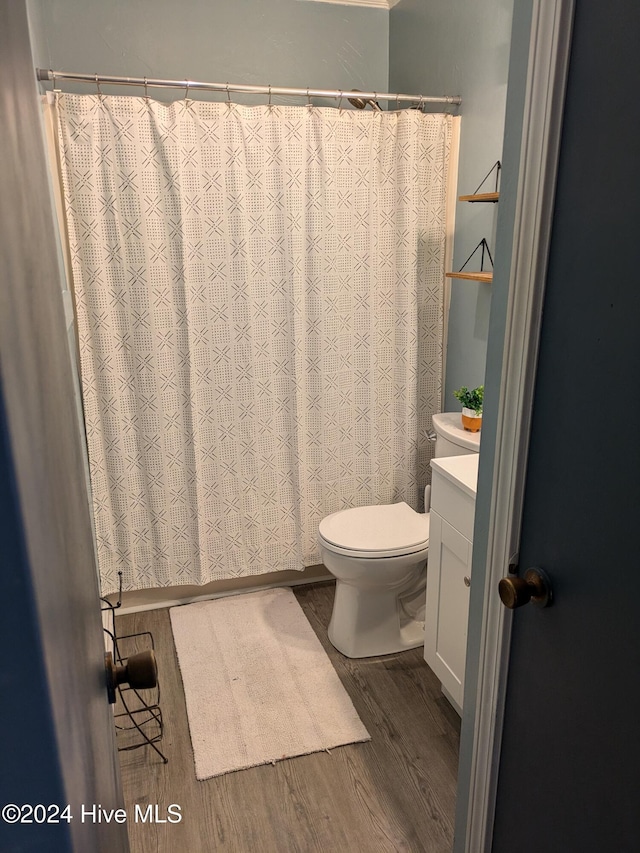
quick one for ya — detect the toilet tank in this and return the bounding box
[432,412,481,458]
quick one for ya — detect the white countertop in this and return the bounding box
[430,453,479,498]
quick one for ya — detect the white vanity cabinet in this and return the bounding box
[424,453,479,714]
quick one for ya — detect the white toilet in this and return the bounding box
[318,412,480,658]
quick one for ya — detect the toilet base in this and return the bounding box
[328,575,426,659]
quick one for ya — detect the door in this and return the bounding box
[492,0,640,850]
[0,3,128,851]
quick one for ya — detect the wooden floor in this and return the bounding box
[116,582,460,853]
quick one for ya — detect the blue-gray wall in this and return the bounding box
[389,0,513,410]
[30,0,512,404]
[28,0,388,103]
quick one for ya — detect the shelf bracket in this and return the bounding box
[473,160,502,195]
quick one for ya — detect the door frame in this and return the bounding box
[459,1,575,850]
[454,0,574,853]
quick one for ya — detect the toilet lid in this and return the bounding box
[318,502,430,554]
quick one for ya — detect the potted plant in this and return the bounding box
[453,385,484,432]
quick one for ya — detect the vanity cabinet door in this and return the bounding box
[424,510,473,711]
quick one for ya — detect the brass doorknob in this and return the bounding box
[498,567,553,609]
[105,650,158,704]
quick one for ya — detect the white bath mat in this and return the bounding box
[169,588,370,780]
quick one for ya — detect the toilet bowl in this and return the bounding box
[318,502,430,658]
[318,412,480,658]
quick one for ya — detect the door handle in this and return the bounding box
[498,567,553,609]
[105,650,158,704]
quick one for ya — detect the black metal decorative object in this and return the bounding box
[101,573,168,764]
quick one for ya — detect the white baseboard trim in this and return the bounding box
[116,574,334,615]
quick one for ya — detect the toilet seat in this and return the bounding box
[318,502,430,559]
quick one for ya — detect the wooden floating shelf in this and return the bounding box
[446,271,493,283]
[458,192,500,203]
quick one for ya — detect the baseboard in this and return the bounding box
[110,565,333,615]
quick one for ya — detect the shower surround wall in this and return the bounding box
[390,0,514,404]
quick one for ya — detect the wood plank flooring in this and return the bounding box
[116,582,460,853]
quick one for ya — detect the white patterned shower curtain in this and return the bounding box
[56,94,452,594]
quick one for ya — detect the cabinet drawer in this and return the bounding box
[431,468,476,540]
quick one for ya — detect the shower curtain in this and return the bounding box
[56,93,452,594]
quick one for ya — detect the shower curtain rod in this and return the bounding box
[36,68,461,107]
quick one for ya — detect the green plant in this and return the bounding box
[453,385,484,414]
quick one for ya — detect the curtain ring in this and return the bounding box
[268,84,272,107]
[418,94,424,112]
[185,79,190,100]
[396,93,400,111]
[306,87,312,107]
[226,82,231,104]
[144,76,149,101]
[50,69,58,92]
[338,90,343,111]
[94,73,102,97]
